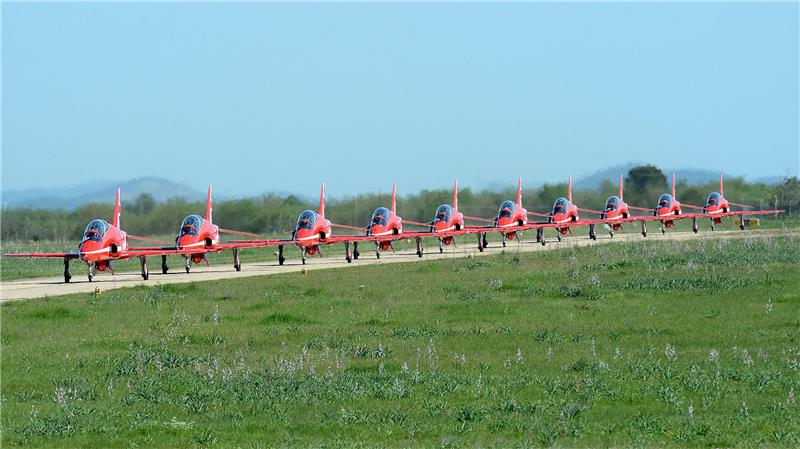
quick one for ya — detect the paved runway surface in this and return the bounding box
[0,228,790,301]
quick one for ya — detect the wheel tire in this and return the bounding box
[376,251,381,259]
[234,263,241,272]
[185,266,191,274]
[346,256,352,263]
[278,256,285,266]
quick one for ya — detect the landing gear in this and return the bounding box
[233,249,241,271]
[641,220,648,238]
[415,237,423,258]
[301,248,307,265]
[556,233,562,242]
[739,215,745,231]
[278,245,285,266]
[661,227,666,235]
[502,234,507,247]
[161,255,169,274]
[185,258,191,274]
[438,239,444,253]
[63,257,72,283]
[589,223,597,241]
[482,233,488,249]
[477,233,485,252]
[353,242,360,260]
[375,247,381,259]
[140,256,149,280]
[345,242,353,263]
[692,217,698,234]
[88,264,96,282]
[710,221,715,232]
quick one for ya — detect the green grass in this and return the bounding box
[1,234,799,448]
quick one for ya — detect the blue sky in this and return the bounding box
[3,2,798,199]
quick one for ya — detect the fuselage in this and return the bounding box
[495,200,528,238]
[293,209,331,252]
[78,219,127,265]
[550,197,578,233]
[603,195,630,230]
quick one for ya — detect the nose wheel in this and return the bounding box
[161,255,169,274]
[185,257,191,273]
[438,240,444,253]
[88,264,96,282]
[140,256,149,280]
[233,249,241,271]
[278,245,285,265]
[415,237,423,258]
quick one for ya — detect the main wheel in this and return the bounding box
[278,256,285,265]
[185,265,191,274]
[376,251,381,259]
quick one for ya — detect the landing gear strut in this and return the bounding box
[589,223,597,241]
[415,237,423,258]
[739,215,745,231]
[278,245,285,265]
[161,255,169,274]
[353,242,360,260]
[233,248,241,271]
[88,264,96,282]
[185,257,191,274]
[640,220,647,238]
[140,256,149,280]
[63,257,72,283]
[345,242,353,263]
[301,247,307,265]
[691,217,698,234]
[438,239,444,253]
[477,232,485,252]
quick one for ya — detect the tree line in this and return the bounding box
[2,165,798,242]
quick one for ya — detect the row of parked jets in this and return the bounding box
[5,174,783,283]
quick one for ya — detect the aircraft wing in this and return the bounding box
[4,252,81,259]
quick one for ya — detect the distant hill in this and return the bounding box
[573,163,784,190]
[2,177,205,209]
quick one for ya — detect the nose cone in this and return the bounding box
[369,223,390,236]
[657,206,671,216]
[433,220,452,232]
[552,212,566,223]
[177,234,201,248]
[497,215,515,227]
[294,227,316,242]
[80,240,108,261]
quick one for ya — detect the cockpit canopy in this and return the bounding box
[83,219,110,242]
[371,207,391,226]
[658,194,673,209]
[179,215,204,236]
[434,204,453,223]
[552,198,569,215]
[605,196,620,212]
[296,210,318,230]
[706,192,721,206]
[498,201,516,219]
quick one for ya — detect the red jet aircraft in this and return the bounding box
[430,181,465,252]
[4,189,173,282]
[167,186,261,273]
[366,182,404,258]
[549,176,580,241]
[600,175,632,237]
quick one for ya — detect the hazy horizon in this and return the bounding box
[3,2,798,200]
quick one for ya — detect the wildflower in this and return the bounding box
[378,362,385,376]
[489,279,503,290]
[453,353,466,367]
[54,387,68,409]
[614,347,621,360]
[515,348,523,365]
[741,349,753,367]
[212,304,220,325]
[788,388,795,405]
[401,361,409,373]
[503,358,512,369]
[766,300,773,314]
[590,274,600,286]
[546,347,554,361]
[665,344,677,361]
[688,404,694,418]
[708,349,719,363]
[569,254,577,265]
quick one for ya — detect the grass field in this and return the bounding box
[1,233,799,448]
[1,216,796,281]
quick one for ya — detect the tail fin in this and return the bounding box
[516,177,523,206]
[319,183,325,217]
[391,182,397,213]
[567,176,573,203]
[671,173,676,198]
[619,174,624,200]
[112,188,121,229]
[205,185,213,222]
[453,180,458,210]
[719,173,724,197]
